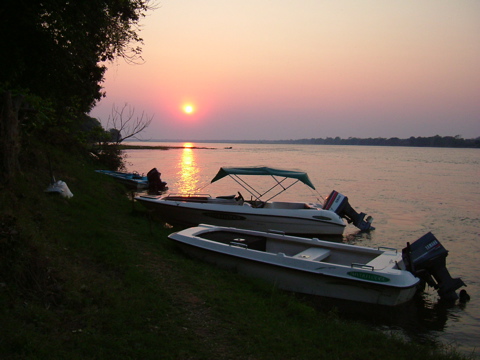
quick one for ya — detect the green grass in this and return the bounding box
[0,145,471,359]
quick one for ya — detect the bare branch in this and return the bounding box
[106,103,153,143]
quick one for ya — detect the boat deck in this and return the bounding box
[197,229,381,266]
[198,230,267,251]
[164,194,239,204]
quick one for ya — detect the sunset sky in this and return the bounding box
[90,0,480,141]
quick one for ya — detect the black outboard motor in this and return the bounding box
[402,232,465,300]
[324,190,374,231]
[147,168,168,194]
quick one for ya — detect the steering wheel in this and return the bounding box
[235,191,244,203]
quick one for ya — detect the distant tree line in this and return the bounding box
[267,135,480,148]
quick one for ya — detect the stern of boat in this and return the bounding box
[324,190,374,231]
[402,232,466,300]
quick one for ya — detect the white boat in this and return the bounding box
[169,225,465,306]
[135,166,373,236]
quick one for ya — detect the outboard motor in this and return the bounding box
[324,190,374,231]
[402,232,465,300]
[147,168,167,194]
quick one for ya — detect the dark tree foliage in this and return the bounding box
[0,0,151,115]
[0,0,152,181]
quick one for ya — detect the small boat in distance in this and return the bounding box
[169,225,466,306]
[135,166,373,236]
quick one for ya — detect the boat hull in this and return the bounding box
[137,196,346,236]
[178,242,417,306]
[169,225,420,306]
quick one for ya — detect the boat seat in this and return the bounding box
[365,253,397,270]
[293,247,331,261]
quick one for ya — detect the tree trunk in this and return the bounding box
[0,91,23,184]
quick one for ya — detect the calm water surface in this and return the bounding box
[125,142,479,356]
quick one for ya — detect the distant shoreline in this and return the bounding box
[125,135,480,149]
[119,144,216,150]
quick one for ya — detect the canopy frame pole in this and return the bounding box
[229,174,301,203]
[229,174,262,199]
[263,178,301,202]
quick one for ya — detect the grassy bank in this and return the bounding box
[0,146,470,359]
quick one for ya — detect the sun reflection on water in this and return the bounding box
[176,143,199,193]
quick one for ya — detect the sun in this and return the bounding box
[182,104,195,115]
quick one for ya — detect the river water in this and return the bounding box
[124,142,479,356]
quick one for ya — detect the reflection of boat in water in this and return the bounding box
[169,225,465,306]
[136,166,374,236]
[305,289,468,348]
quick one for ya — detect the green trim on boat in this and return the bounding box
[347,271,391,283]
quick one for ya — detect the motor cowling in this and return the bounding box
[402,232,465,300]
[147,167,167,194]
[324,190,374,231]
